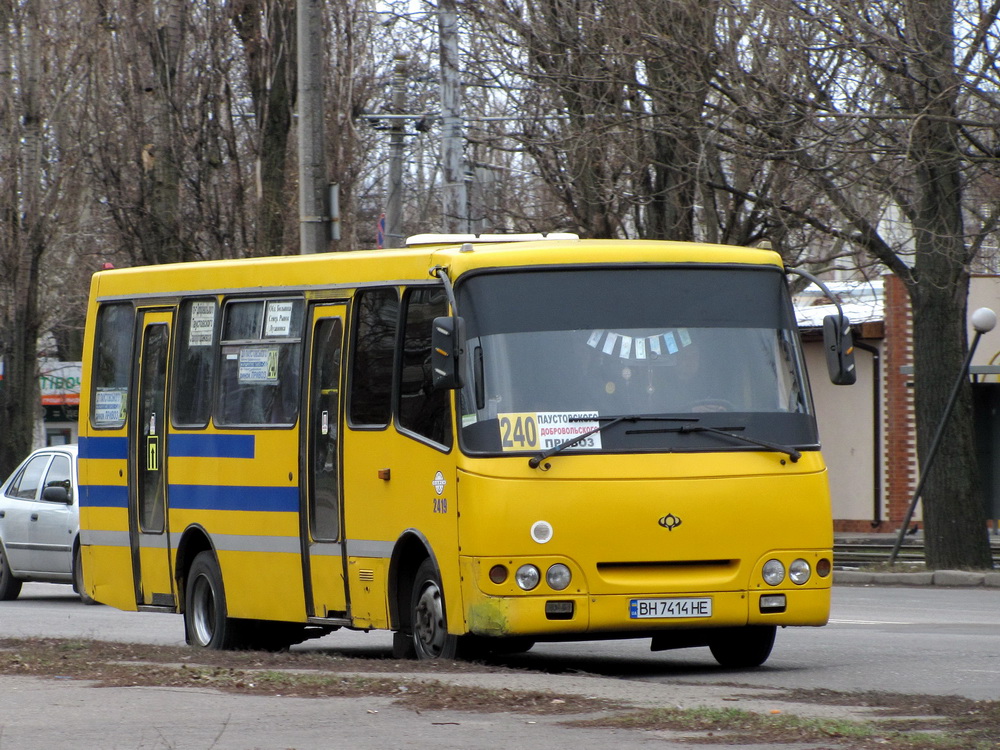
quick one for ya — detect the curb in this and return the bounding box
[835,569,1000,588]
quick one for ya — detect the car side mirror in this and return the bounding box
[430,316,465,390]
[823,314,857,385]
[42,484,71,504]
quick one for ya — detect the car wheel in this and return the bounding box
[709,625,776,668]
[184,551,239,649]
[410,559,460,660]
[73,544,98,605]
[0,544,23,601]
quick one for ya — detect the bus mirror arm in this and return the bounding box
[787,267,857,386]
[429,266,466,390]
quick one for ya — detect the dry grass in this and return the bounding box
[2,638,998,748]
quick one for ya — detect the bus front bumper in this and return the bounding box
[460,584,830,638]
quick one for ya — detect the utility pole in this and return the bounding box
[297,0,329,253]
[438,0,469,233]
[386,53,408,249]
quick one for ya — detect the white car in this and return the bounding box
[0,444,94,603]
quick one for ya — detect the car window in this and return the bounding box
[6,455,51,500]
[42,455,72,503]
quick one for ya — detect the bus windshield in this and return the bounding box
[456,266,818,456]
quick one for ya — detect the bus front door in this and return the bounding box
[130,310,176,608]
[302,304,348,619]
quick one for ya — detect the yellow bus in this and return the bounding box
[78,235,853,665]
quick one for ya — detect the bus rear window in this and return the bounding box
[91,303,135,429]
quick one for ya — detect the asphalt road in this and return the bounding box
[4,582,999,700]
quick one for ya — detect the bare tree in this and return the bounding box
[720,0,999,568]
[0,0,93,474]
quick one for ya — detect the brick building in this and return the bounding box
[800,274,1000,532]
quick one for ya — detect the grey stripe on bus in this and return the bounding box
[80,530,393,560]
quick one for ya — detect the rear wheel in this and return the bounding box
[709,625,776,668]
[185,551,239,649]
[410,559,461,660]
[0,544,22,601]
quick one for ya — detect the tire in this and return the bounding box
[73,544,98,605]
[0,544,22,601]
[709,625,777,668]
[184,551,239,649]
[410,558,461,660]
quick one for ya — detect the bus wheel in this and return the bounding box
[709,625,776,668]
[0,545,23,601]
[410,559,460,660]
[72,544,97,605]
[185,551,237,649]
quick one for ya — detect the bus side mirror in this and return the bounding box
[431,316,464,390]
[823,314,857,385]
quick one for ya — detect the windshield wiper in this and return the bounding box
[528,415,699,470]
[631,424,801,463]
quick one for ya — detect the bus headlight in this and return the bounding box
[762,559,785,586]
[546,564,571,591]
[789,558,811,585]
[515,564,540,590]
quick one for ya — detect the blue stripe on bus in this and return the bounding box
[78,436,128,460]
[168,484,298,513]
[79,434,256,460]
[77,483,296,513]
[169,434,256,459]
[79,484,129,508]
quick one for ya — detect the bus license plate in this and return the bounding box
[629,597,712,619]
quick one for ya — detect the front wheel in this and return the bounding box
[185,551,239,649]
[410,559,461,660]
[0,544,23,601]
[709,625,776,668]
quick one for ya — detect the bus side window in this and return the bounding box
[348,288,398,427]
[398,287,451,446]
[172,299,218,428]
[215,298,303,427]
[91,303,135,429]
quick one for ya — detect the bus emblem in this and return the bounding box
[433,471,447,495]
[658,514,682,531]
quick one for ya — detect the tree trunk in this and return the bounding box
[0,0,43,476]
[232,0,296,257]
[142,0,186,265]
[642,0,718,241]
[905,0,992,569]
